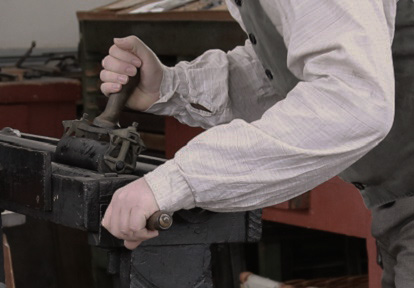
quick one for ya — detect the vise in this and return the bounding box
[0,127,261,288]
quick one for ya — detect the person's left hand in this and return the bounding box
[102,177,160,249]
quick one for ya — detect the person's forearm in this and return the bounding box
[145,41,278,129]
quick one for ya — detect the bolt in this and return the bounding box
[81,113,89,120]
[115,161,125,172]
[132,122,139,128]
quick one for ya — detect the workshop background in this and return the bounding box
[0,0,412,287]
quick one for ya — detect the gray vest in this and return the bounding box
[236,0,414,208]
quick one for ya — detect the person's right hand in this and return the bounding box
[100,36,163,111]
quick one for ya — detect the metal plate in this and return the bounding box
[0,142,52,210]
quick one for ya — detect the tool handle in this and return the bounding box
[147,211,173,231]
[93,73,140,129]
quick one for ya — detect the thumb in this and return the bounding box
[124,240,142,250]
[114,36,144,56]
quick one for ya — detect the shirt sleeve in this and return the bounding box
[145,0,396,213]
[145,40,278,128]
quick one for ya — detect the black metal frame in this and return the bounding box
[0,131,261,287]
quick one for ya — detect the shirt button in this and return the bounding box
[352,182,365,190]
[265,69,273,80]
[249,33,257,45]
[235,0,242,6]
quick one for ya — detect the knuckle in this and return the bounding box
[109,45,117,55]
[128,35,139,41]
[129,224,141,233]
[102,56,110,68]
[116,192,126,201]
[99,70,106,80]
[100,84,108,96]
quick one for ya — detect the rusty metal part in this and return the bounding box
[15,41,36,68]
[103,122,145,173]
[0,127,56,155]
[93,73,140,129]
[56,113,145,174]
[56,70,143,173]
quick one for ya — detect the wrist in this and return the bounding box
[144,159,195,212]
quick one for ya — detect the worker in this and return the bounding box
[100,0,414,287]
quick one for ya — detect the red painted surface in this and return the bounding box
[165,117,204,159]
[165,119,382,287]
[263,178,382,288]
[0,78,81,138]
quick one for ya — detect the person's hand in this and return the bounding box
[100,35,164,111]
[102,177,160,249]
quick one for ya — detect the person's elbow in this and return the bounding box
[366,76,395,143]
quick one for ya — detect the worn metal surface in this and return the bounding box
[0,131,261,287]
[57,114,145,174]
[0,141,52,211]
[131,245,213,288]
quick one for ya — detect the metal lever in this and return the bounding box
[93,73,140,129]
[147,211,173,231]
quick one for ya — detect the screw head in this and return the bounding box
[115,161,125,171]
[159,214,173,229]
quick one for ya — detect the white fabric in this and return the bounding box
[144,0,397,212]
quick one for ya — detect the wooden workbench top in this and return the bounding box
[77,10,234,22]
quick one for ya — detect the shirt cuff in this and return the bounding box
[145,65,188,115]
[144,159,196,212]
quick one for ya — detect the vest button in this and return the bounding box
[352,182,365,190]
[235,0,242,6]
[265,69,273,80]
[249,33,257,45]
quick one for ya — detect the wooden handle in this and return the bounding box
[93,73,140,129]
[146,211,173,231]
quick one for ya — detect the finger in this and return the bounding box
[129,207,159,240]
[114,36,143,54]
[124,240,141,250]
[109,45,142,67]
[137,229,159,240]
[102,205,113,229]
[128,207,147,233]
[114,37,153,64]
[115,228,158,242]
[100,70,129,85]
[111,194,135,239]
[117,205,132,238]
[102,55,137,77]
[107,195,124,238]
[100,82,122,97]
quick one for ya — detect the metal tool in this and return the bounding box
[53,71,172,231]
[55,74,143,174]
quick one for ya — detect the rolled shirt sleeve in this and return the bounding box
[145,0,396,212]
[145,40,278,128]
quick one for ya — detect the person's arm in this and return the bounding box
[145,40,281,128]
[145,0,396,212]
[100,36,279,129]
[103,0,396,249]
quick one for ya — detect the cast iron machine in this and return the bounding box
[0,75,261,287]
